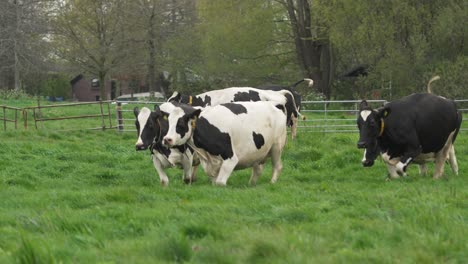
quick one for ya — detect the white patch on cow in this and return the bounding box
[360,110,372,121]
[381,152,399,166]
[136,107,151,146]
[396,158,412,173]
[361,150,367,163]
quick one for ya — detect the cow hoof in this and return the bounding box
[183,177,196,184]
[160,180,168,187]
[214,181,226,187]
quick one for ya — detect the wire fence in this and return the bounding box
[0,98,466,133]
[115,99,468,133]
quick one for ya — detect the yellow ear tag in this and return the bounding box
[163,115,168,120]
[191,117,197,129]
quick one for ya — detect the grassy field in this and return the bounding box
[0,99,467,263]
[0,121,466,263]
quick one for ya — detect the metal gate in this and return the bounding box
[116,99,468,133]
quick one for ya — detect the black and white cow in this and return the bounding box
[357,93,462,179]
[167,87,300,139]
[257,78,313,138]
[134,106,198,186]
[158,101,288,186]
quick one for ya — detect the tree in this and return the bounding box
[278,0,332,98]
[0,0,52,91]
[52,0,129,100]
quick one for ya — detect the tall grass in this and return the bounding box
[0,119,466,262]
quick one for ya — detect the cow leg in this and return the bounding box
[396,141,422,174]
[433,143,453,179]
[152,155,169,186]
[418,163,428,176]
[385,163,400,179]
[190,165,199,183]
[181,152,194,184]
[448,145,458,175]
[291,114,298,140]
[270,144,284,183]
[249,163,265,186]
[215,156,239,186]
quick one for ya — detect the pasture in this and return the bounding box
[0,119,466,263]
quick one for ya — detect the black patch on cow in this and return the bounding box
[252,132,265,149]
[203,95,212,106]
[221,103,247,115]
[233,90,261,102]
[152,142,171,157]
[193,117,233,160]
[175,116,190,139]
[275,104,286,114]
[192,96,205,106]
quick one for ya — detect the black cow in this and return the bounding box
[167,87,300,139]
[134,106,198,186]
[357,93,462,179]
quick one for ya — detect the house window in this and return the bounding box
[91,78,99,87]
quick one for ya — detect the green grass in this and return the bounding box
[0,100,467,263]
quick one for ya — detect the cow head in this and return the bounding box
[357,100,389,166]
[134,106,163,151]
[160,102,201,147]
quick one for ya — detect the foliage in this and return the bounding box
[37,73,71,99]
[1,0,466,100]
[0,89,31,100]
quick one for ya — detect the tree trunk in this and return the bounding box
[147,7,164,99]
[14,0,21,91]
[99,71,106,101]
[285,0,332,99]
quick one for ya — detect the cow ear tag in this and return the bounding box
[163,115,168,120]
[383,110,389,117]
[191,116,197,129]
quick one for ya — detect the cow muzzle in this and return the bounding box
[362,159,374,167]
[135,143,147,151]
[163,137,173,147]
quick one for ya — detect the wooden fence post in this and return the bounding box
[116,102,123,132]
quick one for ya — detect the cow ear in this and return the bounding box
[133,107,139,118]
[359,100,369,111]
[152,105,161,119]
[167,91,181,102]
[188,108,201,119]
[154,105,161,115]
[377,106,391,118]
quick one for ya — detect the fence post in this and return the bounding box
[23,109,27,129]
[3,107,6,130]
[107,101,113,129]
[116,102,123,132]
[99,101,105,130]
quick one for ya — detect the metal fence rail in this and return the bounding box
[116,101,164,132]
[25,101,114,130]
[115,99,468,133]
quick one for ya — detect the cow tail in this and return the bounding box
[277,90,300,117]
[452,110,463,144]
[427,75,440,94]
[291,78,314,89]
